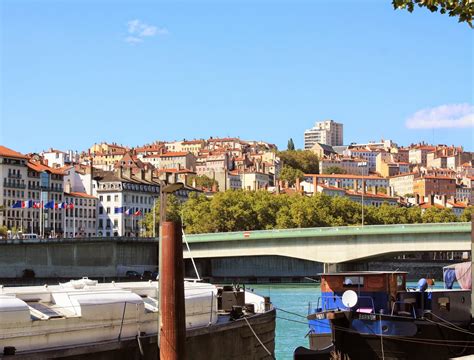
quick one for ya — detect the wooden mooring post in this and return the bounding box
[160,221,186,359]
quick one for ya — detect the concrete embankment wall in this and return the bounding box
[0,240,157,278]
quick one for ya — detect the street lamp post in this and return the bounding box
[357,162,367,227]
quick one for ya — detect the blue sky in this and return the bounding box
[1,0,472,153]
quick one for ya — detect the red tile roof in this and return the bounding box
[66,192,97,199]
[26,160,64,175]
[0,145,28,159]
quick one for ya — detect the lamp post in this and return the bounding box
[158,181,184,348]
[357,162,367,227]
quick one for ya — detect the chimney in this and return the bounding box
[353,179,358,191]
[192,177,197,189]
[296,177,301,191]
[313,176,317,196]
[442,194,447,207]
[429,193,435,206]
[415,193,420,204]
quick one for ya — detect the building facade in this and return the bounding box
[304,120,343,149]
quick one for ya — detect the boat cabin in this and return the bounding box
[320,271,407,314]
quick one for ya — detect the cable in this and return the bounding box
[244,316,275,359]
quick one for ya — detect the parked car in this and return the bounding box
[22,233,39,240]
[125,270,141,280]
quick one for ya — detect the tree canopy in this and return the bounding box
[278,150,319,174]
[322,166,347,175]
[140,190,468,235]
[287,138,295,151]
[392,0,473,27]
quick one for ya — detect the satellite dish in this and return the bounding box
[342,290,358,308]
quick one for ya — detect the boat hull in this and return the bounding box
[2,309,276,360]
[298,312,474,360]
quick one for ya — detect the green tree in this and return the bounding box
[421,207,459,223]
[287,138,295,151]
[181,192,216,234]
[279,165,304,186]
[141,194,182,236]
[278,150,319,174]
[188,175,218,190]
[322,166,347,175]
[392,0,473,27]
[0,225,7,238]
[460,206,473,222]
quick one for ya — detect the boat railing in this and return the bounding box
[390,301,416,318]
[309,295,375,314]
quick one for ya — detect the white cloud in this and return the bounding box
[405,103,474,129]
[124,36,143,44]
[124,19,168,44]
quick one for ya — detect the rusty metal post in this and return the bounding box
[471,213,474,315]
[160,221,186,360]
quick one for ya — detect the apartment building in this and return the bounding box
[64,191,97,238]
[304,120,343,149]
[389,173,417,197]
[141,152,196,171]
[305,174,389,191]
[92,168,160,237]
[413,176,456,198]
[409,146,436,166]
[0,146,29,230]
[319,158,369,176]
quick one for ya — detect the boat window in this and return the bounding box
[343,276,364,287]
[397,275,405,288]
[27,302,64,319]
[438,297,450,311]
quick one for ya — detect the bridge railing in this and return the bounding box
[185,222,471,243]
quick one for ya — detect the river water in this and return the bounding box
[251,284,320,360]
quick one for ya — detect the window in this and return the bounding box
[99,195,103,201]
[114,219,118,227]
[114,195,119,202]
[343,276,364,287]
[99,207,103,215]
[107,195,111,202]
[106,207,110,214]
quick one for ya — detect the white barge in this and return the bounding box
[0,278,275,359]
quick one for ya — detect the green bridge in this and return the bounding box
[184,222,471,264]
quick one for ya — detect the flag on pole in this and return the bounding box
[44,200,55,209]
[33,201,42,209]
[22,200,33,208]
[125,208,133,215]
[67,202,74,209]
[11,201,22,208]
[133,209,142,216]
[114,207,124,214]
[55,202,67,209]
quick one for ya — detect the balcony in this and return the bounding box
[8,173,22,179]
[3,181,26,189]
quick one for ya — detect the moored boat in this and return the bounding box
[294,269,474,360]
[0,278,275,359]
